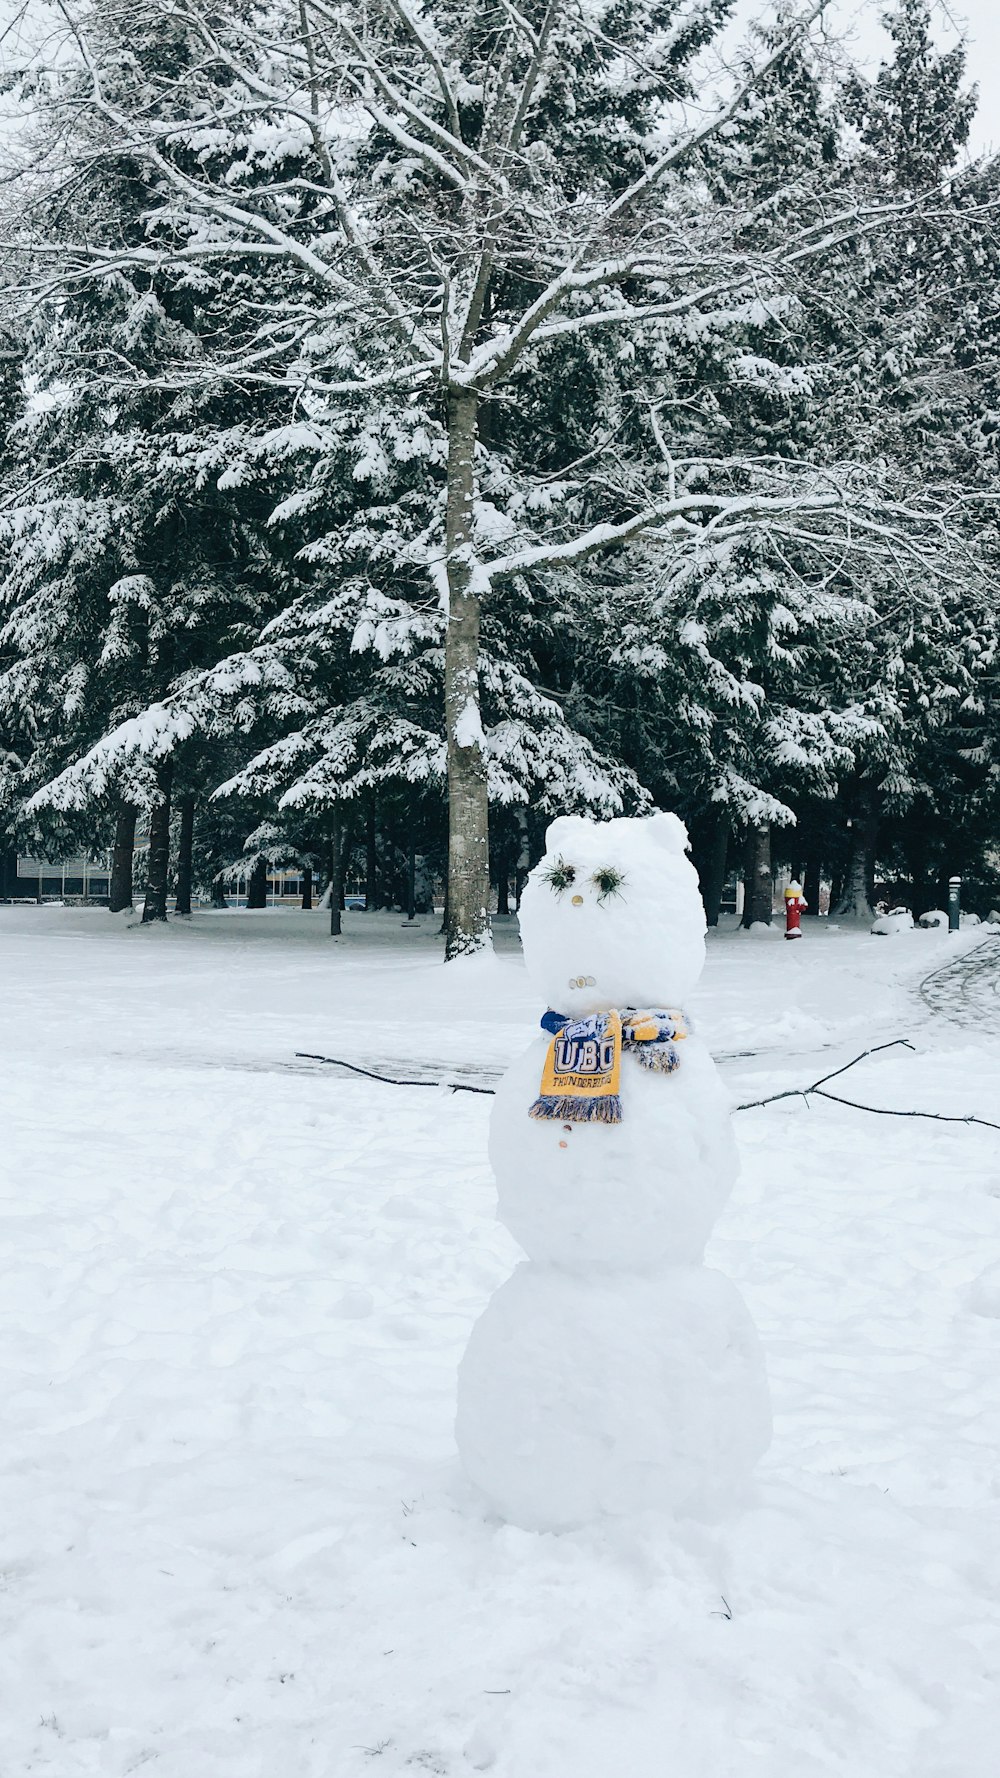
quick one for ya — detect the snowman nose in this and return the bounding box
[571,894,584,906]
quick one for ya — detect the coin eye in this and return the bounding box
[542,859,576,893]
[592,867,625,902]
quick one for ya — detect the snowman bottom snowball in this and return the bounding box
[456,1265,772,1532]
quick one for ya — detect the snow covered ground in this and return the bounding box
[1,905,999,1776]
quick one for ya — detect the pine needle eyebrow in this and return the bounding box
[591,866,625,901]
[542,859,576,892]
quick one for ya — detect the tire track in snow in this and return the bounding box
[919,935,1000,1034]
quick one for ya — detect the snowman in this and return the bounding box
[456,811,771,1531]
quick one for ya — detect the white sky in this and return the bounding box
[839,0,999,154]
[733,0,1000,156]
[0,1,997,154]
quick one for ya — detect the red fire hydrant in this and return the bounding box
[784,881,807,940]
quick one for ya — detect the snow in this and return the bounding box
[457,1265,770,1529]
[967,1263,1000,1318]
[871,908,914,936]
[453,696,484,750]
[1,906,1000,1775]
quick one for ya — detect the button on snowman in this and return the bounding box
[456,811,771,1530]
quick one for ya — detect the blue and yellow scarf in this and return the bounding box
[529,1008,688,1124]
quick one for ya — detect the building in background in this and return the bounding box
[1,846,324,908]
[4,852,113,901]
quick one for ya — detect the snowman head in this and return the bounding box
[517,812,707,1015]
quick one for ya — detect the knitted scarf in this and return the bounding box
[529,1007,688,1124]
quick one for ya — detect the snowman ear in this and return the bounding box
[645,811,690,855]
[544,815,591,855]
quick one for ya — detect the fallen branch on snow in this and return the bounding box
[734,1038,1000,1132]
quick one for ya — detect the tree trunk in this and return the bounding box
[905,831,931,918]
[496,844,510,916]
[379,823,396,910]
[514,808,530,909]
[301,864,313,911]
[141,763,173,924]
[329,819,348,936]
[832,786,879,922]
[246,856,268,909]
[699,811,729,927]
[742,823,773,927]
[444,389,490,958]
[365,803,377,912]
[211,876,228,909]
[405,837,416,922]
[110,803,137,913]
[174,793,195,915]
[803,852,821,917]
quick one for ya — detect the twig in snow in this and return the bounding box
[733,1038,916,1110]
[735,1037,1000,1132]
[809,1088,1000,1134]
[296,1051,495,1093]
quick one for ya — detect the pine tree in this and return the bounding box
[10,0,965,954]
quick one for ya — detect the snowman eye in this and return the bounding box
[542,858,576,893]
[592,866,625,901]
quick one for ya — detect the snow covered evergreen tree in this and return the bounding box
[8,0,971,952]
[3,0,999,937]
[539,9,994,921]
[825,0,1000,917]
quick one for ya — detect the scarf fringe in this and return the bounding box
[529,1093,624,1124]
[631,1042,680,1073]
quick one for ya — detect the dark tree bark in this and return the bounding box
[405,838,416,923]
[141,763,173,924]
[699,811,729,927]
[905,832,932,918]
[110,803,138,913]
[803,852,821,917]
[211,876,228,909]
[329,818,349,936]
[742,823,773,927]
[174,793,195,915]
[365,803,377,911]
[832,785,879,921]
[379,823,397,910]
[246,856,268,909]
[301,864,313,910]
[496,851,510,916]
[444,389,490,957]
[514,809,529,910]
